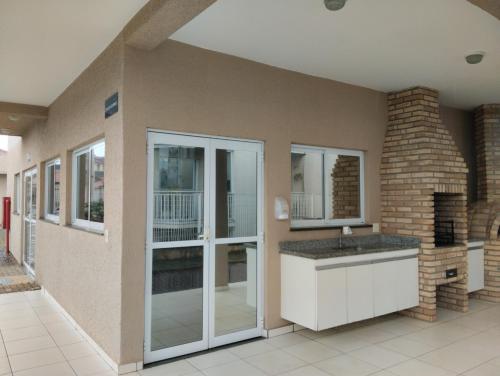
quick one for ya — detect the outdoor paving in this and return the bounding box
[1,290,500,375]
[0,231,39,294]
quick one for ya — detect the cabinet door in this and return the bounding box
[316,267,348,330]
[346,264,374,323]
[468,249,485,293]
[373,261,398,316]
[396,258,419,310]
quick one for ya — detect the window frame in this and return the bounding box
[71,139,105,232]
[13,173,21,214]
[290,144,365,229]
[44,158,61,223]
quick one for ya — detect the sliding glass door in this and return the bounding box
[144,132,263,363]
[23,168,37,276]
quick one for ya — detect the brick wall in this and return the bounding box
[332,155,360,219]
[381,87,469,321]
[470,104,500,303]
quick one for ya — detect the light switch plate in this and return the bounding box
[372,223,380,233]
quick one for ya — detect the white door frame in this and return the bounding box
[23,167,37,277]
[144,131,264,364]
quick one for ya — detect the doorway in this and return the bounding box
[144,131,264,363]
[23,168,37,276]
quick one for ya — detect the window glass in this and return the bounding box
[73,141,105,230]
[291,145,364,227]
[291,150,324,220]
[45,159,61,219]
[14,174,20,213]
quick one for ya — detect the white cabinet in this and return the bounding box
[347,264,374,322]
[396,258,419,309]
[317,268,347,330]
[281,249,419,332]
[373,261,398,316]
[468,244,485,293]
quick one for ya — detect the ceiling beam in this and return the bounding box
[0,102,48,136]
[124,0,217,51]
[468,0,500,20]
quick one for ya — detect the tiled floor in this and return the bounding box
[2,291,500,376]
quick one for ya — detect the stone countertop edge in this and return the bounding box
[279,234,421,260]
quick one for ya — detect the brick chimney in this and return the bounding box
[381,87,469,321]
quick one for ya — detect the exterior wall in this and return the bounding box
[120,39,388,363]
[5,37,126,363]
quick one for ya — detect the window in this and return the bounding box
[13,173,20,214]
[44,159,61,222]
[291,145,365,228]
[72,140,105,231]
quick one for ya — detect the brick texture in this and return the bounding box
[332,155,360,218]
[381,87,469,321]
[470,104,500,303]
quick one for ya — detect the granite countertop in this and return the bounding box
[279,234,420,260]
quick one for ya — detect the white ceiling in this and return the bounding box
[171,0,500,109]
[0,0,147,107]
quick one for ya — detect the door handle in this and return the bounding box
[198,229,210,241]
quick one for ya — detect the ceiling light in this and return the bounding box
[324,0,348,11]
[8,114,19,122]
[465,51,485,64]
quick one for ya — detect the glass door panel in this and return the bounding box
[23,168,37,275]
[145,133,210,364]
[210,140,262,348]
[214,242,257,337]
[151,247,204,350]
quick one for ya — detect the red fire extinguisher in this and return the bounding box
[3,197,11,255]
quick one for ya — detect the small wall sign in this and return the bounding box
[105,92,119,119]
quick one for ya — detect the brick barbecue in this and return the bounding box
[381,87,469,321]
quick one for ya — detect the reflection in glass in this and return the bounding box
[153,145,205,242]
[150,247,204,351]
[90,144,105,223]
[327,155,361,219]
[47,161,61,216]
[76,153,89,221]
[291,151,324,220]
[214,242,257,337]
[215,149,257,238]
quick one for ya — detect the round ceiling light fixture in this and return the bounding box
[8,114,19,122]
[324,0,348,11]
[465,51,485,65]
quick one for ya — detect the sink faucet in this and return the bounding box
[339,226,352,248]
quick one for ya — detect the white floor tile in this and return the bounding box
[138,360,197,375]
[314,354,380,376]
[379,336,437,357]
[283,340,340,363]
[388,359,456,376]
[186,350,238,370]
[1,325,48,343]
[68,354,111,376]
[4,336,56,356]
[59,342,96,360]
[266,333,310,349]
[349,344,409,368]
[463,362,500,376]
[8,347,65,372]
[202,360,266,376]
[316,331,371,352]
[12,362,76,376]
[227,340,274,358]
[50,329,83,347]
[246,349,306,375]
[0,357,11,375]
[284,365,331,376]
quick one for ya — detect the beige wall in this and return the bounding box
[5,37,126,363]
[120,39,388,363]
[3,34,475,366]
